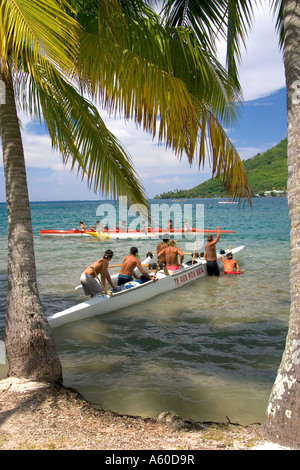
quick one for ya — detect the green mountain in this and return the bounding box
[155,138,287,199]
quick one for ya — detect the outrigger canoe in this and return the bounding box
[39,228,236,239]
[47,245,245,328]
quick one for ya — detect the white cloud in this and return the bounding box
[236,146,265,160]
[22,132,62,169]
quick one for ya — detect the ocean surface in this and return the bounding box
[0,197,290,425]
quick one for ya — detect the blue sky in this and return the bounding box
[0,5,287,202]
[227,87,286,159]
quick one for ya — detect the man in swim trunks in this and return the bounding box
[80,249,117,297]
[118,247,155,286]
[157,240,184,271]
[221,252,240,274]
[205,227,221,276]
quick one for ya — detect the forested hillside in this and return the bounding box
[155,138,287,199]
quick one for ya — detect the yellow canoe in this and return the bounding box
[86,231,111,240]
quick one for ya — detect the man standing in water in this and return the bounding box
[156,233,170,264]
[157,239,184,271]
[205,227,221,276]
[80,249,116,297]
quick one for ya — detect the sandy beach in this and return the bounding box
[0,377,272,451]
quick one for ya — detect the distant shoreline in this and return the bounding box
[0,194,288,205]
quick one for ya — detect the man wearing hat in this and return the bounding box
[118,247,155,286]
[205,227,221,276]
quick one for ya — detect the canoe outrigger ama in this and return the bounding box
[48,246,245,328]
[39,228,236,240]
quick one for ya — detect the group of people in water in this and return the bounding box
[80,227,240,298]
[79,218,193,234]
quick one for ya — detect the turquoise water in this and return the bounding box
[0,198,290,424]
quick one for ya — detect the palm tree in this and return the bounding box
[159,0,300,448]
[0,0,249,384]
[261,0,300,448]
[0,0,78,384]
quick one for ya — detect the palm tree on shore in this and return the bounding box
[0,0,249,385]
[159,0,300,448]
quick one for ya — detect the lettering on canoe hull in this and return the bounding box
[173,266,204,287]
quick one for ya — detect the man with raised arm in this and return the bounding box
[205,227,221,276]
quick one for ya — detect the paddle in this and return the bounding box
[191,241,197,265]
[200,229,236,233]
[98,277,113,296]
[151,229,235,235]
[89,265,114,296]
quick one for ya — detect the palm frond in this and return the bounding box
[78,2,241,145]
[271,0,284,49]
[225,0,255,86]
[160,0,228,53]
[77,0,250,202]
[0,0,78,77]
[17,65,147,206]
[205,106,250,201]
[160,0,255,90]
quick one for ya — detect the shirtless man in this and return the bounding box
[157,240,184,271]
[141,220,147,234]
[222,252,240,274]
[205,227,221,276]
[80,249,116,297]
[156,233,170,263]
[118,247,155,286]
[89,220,103,233]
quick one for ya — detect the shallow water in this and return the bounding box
[0,198,290,424]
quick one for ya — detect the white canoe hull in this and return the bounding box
[48,262,207,328]
[48,246,245,328]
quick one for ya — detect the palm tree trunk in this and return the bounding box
[261,0,300,448]
[0,68,62,384]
